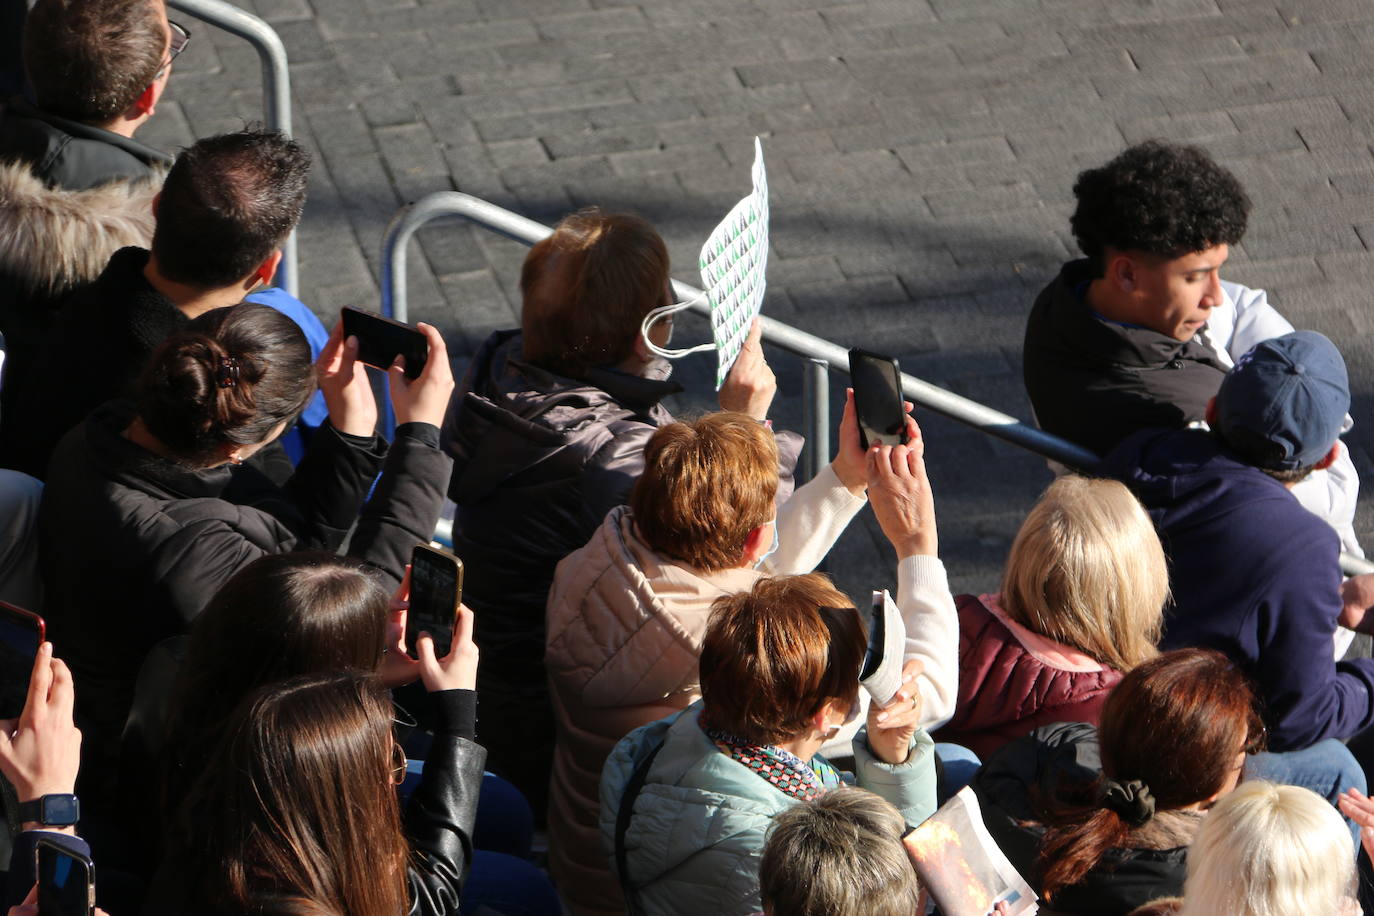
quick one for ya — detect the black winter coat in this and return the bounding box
[0,95,171,191]
[38,403,451,799]
[972,723,1203,916]
[441,330,684,681]
[0,247,187,478]
[1022,259,1229,456]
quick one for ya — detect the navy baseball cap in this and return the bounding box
[1215,331,1349,471]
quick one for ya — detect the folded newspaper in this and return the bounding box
[904,787,1038,916]
[860,589,906,707]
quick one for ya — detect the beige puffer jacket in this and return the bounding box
[545,465,868,915]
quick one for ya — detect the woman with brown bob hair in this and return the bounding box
[938,475,1168,759]
[599,573,939,916]
[441,206,794,816]
[969,648,1264,915]
[144,608,483,915]
[547,401,956,913]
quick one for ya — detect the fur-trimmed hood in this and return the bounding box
[0,159,162,298]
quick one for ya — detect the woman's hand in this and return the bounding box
[872,658,925,728]
[380,566,422,688]
[866,678,920,765]
[416,602,479,692]
[0,644,81,814]
[317,319,378,438]
[865,421,937,558]
[832,389,917,496]
[1339,787,1374,862]
[389,323,455,428]
[718,319,776,422]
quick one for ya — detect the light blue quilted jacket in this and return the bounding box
[599,702,937,916]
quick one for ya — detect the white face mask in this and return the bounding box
[639,294,714,360]
[752,517,779,570]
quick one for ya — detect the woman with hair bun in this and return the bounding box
[38,302,455,803]
[970,648,1265,915]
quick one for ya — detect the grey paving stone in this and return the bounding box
[151,0,1374,595]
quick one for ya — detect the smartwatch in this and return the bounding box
[18,793,80,827]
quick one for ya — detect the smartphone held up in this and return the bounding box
[406,544,463,658]
[848,348,909,450]
[0,601,44,720]
[341,307,429,379]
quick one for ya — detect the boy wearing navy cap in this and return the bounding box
[1101,331,1371,809]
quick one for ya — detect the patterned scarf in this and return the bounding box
[700,717,842,802]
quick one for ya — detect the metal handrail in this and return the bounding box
[167,0,297,297]
[379,191,1374,577]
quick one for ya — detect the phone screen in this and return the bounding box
[341,307,428,380]
[849,348,908,449]
[0,602,44,719]
[408,545,462,658]
[36,841,94,916]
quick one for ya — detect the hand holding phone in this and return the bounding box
[406,545,463,658]
[35,840,95,916]
[0,642,81,806]
[341,306,428,380]
[416,601,479,693]
[848,348,909,450]
[0,602,44,720]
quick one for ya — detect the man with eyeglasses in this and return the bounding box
[0,0,184,435]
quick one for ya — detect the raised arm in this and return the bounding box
[866,420,958,729]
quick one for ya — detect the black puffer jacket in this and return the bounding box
[1022,259,1229,456]
[972,722,1203,916]
[441,330,684,680]
[39,402,451,800]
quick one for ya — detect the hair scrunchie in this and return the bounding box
[1100,777,1155,826]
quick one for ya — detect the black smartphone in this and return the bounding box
[0,601,44,720]
[341,306,428,380]
[407,544,463,658]
[848,348,909,449]
[35,838,95,916]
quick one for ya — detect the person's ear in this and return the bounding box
[1205,396,1218,427]
[132,81,159,119]
[631,331,653,364]
[248,250,283,291]
[150,191,161,219]
[1314,442,1342,471]
[739,522,770,568]
[1110,254,1137,293]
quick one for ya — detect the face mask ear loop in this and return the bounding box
[640,295,716,360]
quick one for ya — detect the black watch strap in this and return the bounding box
[17,794,79,827]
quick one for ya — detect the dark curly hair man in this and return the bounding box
[1022,140,1266,456]
[1070,141,1250,275]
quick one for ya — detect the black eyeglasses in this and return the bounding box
[156,20,191,77]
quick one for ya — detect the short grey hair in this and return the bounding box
[760,789,920,916]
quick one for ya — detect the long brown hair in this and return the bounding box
[175,671,411,916]
[1037,648,1263,901]
[161,552,390,805]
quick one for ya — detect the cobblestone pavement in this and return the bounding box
[144,0,1374,596]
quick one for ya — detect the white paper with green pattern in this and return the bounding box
[700,137,769,389]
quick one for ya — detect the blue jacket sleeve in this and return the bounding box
[1253,536,1374,750]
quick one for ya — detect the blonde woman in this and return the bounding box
[1129,781,1360,916]
[937,475,1167,758]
